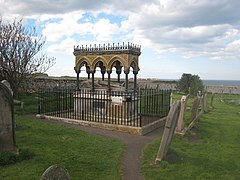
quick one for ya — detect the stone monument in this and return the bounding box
[0,80,17,152]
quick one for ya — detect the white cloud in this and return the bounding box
[92,19,120,41]
[41,11,85,41]
[225,39,240,52]
[119,0,240,61]
[0,0,110,16]
[46,37,76,54]
[41,11,122,43]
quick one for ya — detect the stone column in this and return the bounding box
[107,70,112,92]
[91,71,95,91]
[116,69,121,83]
[124,68,130,91]
[75,68,80,90]
[86,67,90,79]
[101,68,106,81]
[77,72,80,90]
[133,70,138,91]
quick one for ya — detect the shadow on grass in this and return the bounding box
[163,149,182,164]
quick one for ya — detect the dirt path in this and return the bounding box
[22,115,164,180]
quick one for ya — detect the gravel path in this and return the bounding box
[23,115,164,180]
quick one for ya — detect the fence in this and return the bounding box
[38,88,171,127]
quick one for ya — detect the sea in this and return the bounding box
[202,80,240,86]
[161,79,240,86]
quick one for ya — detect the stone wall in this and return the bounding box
[138,81,177,90]
[205,85,240,94]
[27,77,240,94]
[27,77,76,90]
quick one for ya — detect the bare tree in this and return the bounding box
[0,18,55,98]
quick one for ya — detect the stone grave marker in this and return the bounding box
[155,100,180,163]
[190,97,200,122]
[0,81,17,152]
[204,93,208,112]
[201,94,205,113]
[176,94,190,133]
[210,93,214,108]
[1,80,13,96]
[41,164,71,180]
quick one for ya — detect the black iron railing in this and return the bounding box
[73,42,141,55]
[38,88,171,127]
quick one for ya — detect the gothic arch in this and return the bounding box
[107,56,125,71]
[130,60,139,72]
[92,56,107,71]
[75,57,92,71]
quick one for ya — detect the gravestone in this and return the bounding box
[190,97,200,122]
[41,164,71,180]
[204,93,208,112]
[201,94,205,113]
[0,81,17,152]
[155,101,180,163]
[1,80,13,96]
[210,93,214,108]
[176,95,190,133]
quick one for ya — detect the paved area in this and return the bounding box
[23,115,164,180]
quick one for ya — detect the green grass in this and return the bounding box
[141,94,240,179]
[0,117,125,180]
[14,92,38,115]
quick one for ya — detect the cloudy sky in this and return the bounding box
[1,0,240,80]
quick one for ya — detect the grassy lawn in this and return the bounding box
[0,117,125,180]
[1,92,126,180]
[141,94,240,179]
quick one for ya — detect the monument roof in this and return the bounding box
[73,42,141,56]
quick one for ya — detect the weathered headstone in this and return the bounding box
[201,94,205,113]
[210,93,214,108]
[170,92,173,106]
[1,80,13,96]
[0,81,17,152]
[204,93,208,112]
[190,97,200,122]
[176,95,190,133]
[155,101,180,163]
[41,164,71,180]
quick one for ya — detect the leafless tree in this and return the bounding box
[0,18,55,98]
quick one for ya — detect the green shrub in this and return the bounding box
[0,149,34,166]
[0,152,17,166]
